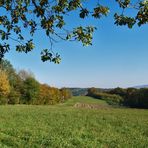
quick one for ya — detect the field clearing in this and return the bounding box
[0,96,148,148]
[58,96,108,107]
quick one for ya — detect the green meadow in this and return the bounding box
[0,96,148,148]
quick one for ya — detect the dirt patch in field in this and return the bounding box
[74,103,109,109]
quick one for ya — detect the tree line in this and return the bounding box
[0,59,72,105]
[87,87,148,108]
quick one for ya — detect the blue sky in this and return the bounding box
[5,1,148,88]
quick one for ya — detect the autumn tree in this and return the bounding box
[0,70,10,104]
[49,87,61,104]
[87,87,98,96]
[0,59,24,103]
[0,0,147,63]
[0,59,18,86]
[0,59,72,105]
[37,84,53,104]
[60,88,72,102]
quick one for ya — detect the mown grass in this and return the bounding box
[0,96,148,148]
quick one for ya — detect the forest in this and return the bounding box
[87,87,148,108]
[0,59,72,105]
[1,59,148,109]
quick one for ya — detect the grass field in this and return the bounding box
[0,96,148,148]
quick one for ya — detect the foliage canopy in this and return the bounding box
[0,59,72,105]
[0,0,147,63]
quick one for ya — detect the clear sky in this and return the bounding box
[5,1,148,88]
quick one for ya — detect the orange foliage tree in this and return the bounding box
[60,88,72,102]
[38,84,61,105]
[37,84,72,105]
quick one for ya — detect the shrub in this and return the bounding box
[104,94,123,105]
[87,91,123,106]
[0,97,8,105]
[8,89,20,104]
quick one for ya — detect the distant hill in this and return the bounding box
[68,88,88,96]
[68,88,112,96]
[134,85,148,89]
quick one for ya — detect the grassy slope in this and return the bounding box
[58,96,108,106]
[0,96,148,148]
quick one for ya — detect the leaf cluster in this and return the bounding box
[0,0,147,63]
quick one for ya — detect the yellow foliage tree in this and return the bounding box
[38,84,61,105]
[0,70,10,103]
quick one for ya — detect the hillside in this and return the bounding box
[59,96,109,107]
[0,96,148,147]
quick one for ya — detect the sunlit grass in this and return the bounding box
[58,96,108,106]
[0,96,148,147]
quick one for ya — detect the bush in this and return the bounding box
[87,91,123,106]
[95,93,123,105]
[0,97,8,105]
[104,94,123,105]
[8,90,20,104]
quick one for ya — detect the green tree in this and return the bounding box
[138,88,148,108]
[109,87,127,97]
[22,77,40,104]
[87,87,98,96]
[0,59,17,86]
[0,0,147,62]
